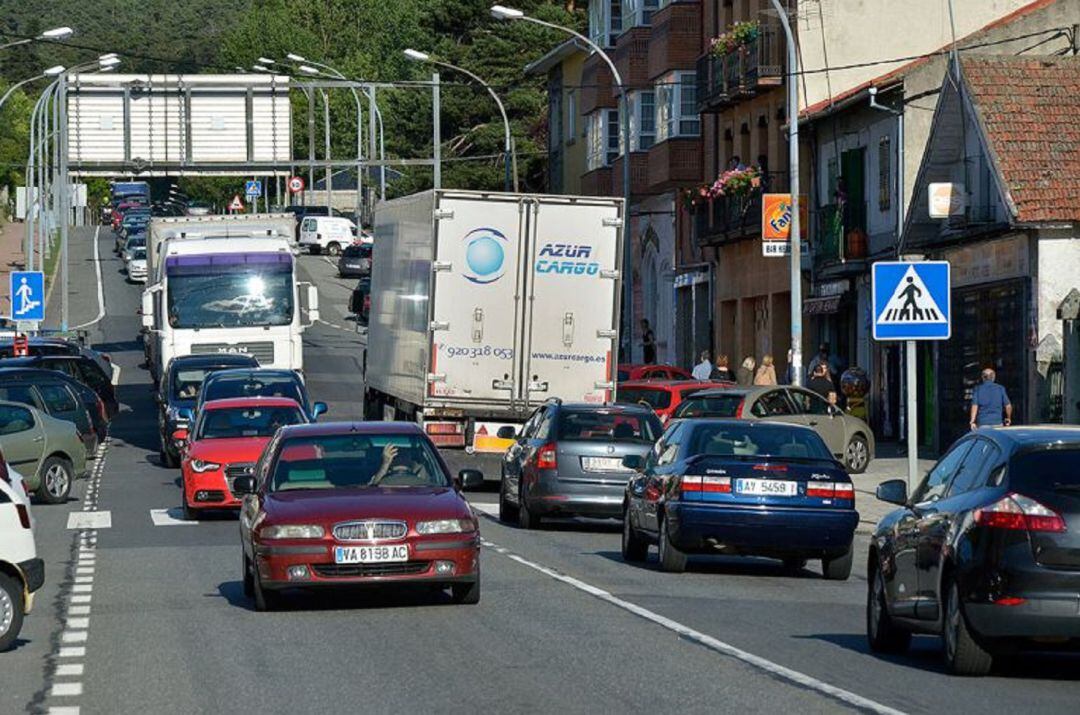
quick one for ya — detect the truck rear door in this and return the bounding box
[430,194,525,406]
[522,198,621,407]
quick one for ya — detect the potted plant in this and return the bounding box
[708,20,761,57]
[707,166,762,199]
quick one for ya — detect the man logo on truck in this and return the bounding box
[535,243,600,276]
[462,228,507,285]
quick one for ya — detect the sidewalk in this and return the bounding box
[0,220,27,319]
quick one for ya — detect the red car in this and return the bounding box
[234,421,484,611]
[616,379,731,423]
[175,397,307,520]
[617,363,692,382]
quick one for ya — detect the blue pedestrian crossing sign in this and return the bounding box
[245,180,262,198]
[872,261,951,341]
[9,271,45,322]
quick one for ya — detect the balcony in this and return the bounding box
[613,26,651,93]
[692,172,788,246]
[647,1,702,81]
[581,166,615,197]
[611,152,651,198]
[581,54,616,115]
[646,137,703,192]
[696,24,783,113]
[813,201,869,273]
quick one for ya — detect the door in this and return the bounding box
[430,194,525,405]
[787,387,847,459]
[639,423,685,534]
[0,403,45,479]
[37,383,90,437]
[502,407,543,500]
[522,197,621,407]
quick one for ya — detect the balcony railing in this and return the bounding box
[814,201,869,269]
[692,171,788,246]
[696,24,783,112]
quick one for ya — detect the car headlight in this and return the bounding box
[190,459,221,473]
[260,524,325,540]
[415,519,476,535]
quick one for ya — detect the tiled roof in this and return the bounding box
[961,55,1080,223]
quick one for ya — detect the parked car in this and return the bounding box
[175,397,307,519]
[670,386,874,474]
[281,205,344,238]
[0,367,109,447]
[127,246,148,283]
[157,354,261,468]
[617,363,693,382]
[616,379,730,424]
[185,201,213,217]
[234,421,483,610]
[0,355,118,420]
[299,215,357,256]
[0,448,44,652]
[498,401,663,528]
[122,234,146,265]
[0,337,115,380]
[349,277,371,326]
[868,426,1080,675]
[338,242,372,277]
[622,419,857,577]
[0,400,87,503]
[0,378,97,455]
[195,368,327,423]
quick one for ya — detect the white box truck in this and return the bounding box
[364,190,623,453]
[147,214,297,284]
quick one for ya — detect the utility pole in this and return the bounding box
[432,72,441,189]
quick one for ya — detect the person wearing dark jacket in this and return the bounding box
[736,356,756,386]
[807,363,837,404]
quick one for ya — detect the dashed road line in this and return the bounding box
[479,538,906,715]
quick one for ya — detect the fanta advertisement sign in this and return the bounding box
[761,193,809,256]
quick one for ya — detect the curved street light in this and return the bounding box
[0,26,75,51]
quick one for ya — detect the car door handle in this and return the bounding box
[808,421,819,426]
[33,436,44,442]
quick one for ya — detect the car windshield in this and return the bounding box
[204,375,305,407]
[617,388,671,410]
[557,410,660,443]
[674,395,744,419]
[165,253,294,329]
[343,244,371,258]
[126,237,146,248]
[269,434,448,491]
[687,423,833,461]
[132,248,147,260]
[196,405,304,440]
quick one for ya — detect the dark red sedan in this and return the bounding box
[234,422,484,611]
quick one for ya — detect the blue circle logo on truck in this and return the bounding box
[462,228,507,284]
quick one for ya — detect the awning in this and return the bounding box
[804,295,843,315]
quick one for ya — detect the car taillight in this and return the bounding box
[681,475,731,493]
[734,399,745,418]
[535,443,557,470]
[16,504,31,529]
[806,482,855,500]
[975,493,1066,533]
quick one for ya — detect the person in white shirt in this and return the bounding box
[692,351,713,381]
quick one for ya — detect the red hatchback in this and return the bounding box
[617,363,692,382]
[234,422,484,611]
[616,379,731,424]
[176,397,307,520]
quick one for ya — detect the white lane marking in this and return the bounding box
[68,606,90,616]
[58,647,85,658]
[66,618,90,629]
[150,508,198,526]
[48,706,81,714]
[56,664,84,678]
[72,585,92,594]
[61,631,88,644]
[73,577,93,585]
[315,318,356,333]
[66,512,111,530]
[480,539,906,715]
[469,502,500,517]
[72,226,105,330]
[49,683,83,697]
[70,594,91,604]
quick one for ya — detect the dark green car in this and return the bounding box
[0,400,87,503]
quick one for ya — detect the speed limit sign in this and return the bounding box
[288,176,305,194]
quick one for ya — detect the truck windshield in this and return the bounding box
[165,253,294,329]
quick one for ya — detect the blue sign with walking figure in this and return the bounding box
[9,271,45,322]
[872,261,951,341]
[245,180,262,198]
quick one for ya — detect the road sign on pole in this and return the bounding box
[9,270,45,322]
[288,176,305,194]
[872,260,951,494]
[228,195,245,213]
[245,179,263,199]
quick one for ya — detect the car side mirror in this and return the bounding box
[232,476,256,495]
[875,479,908,506]
[496,426,517,440]
[456,469,484,491]
[622,454,645,471]
[312,402,328,419]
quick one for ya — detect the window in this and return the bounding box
[788,389,832,416]
[606,109,621,164]
[623,0,660,27]
[557,410,661,444]
[589,0,623,47]
[878,135,891,212]
[912,440,973,504]
[587,109,622,169]
[617,388,671,410]
[534,408,556,441]
[566,90,577,144]
[945,439,999,498]
[655,73,700,142]
[751,390,794,417]
[38,384,78,414]
[0,384,41,409]
[75,361,110,392]
[0,404,34,435]
[638,91,656,150]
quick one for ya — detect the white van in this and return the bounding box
[298,216,357,256]
[0,452,43,652]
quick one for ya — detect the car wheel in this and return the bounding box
[253,569,282,612]
[327,242,342,256]
[451,577,481,605]
[621,508,648,562]
[242,553,255,598]
[0,571,25,652]
[867,562,911,653]
[822,545,853,580]
[845,435,870,474]
[37,456,73,504]
[518,489,540,530]
[498,479,518,524]
[657,515,687,573]
[182,498,199,521]
[943,579,993,676]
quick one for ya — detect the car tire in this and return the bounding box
[943,579,993,676]
[451,578,481,605]
[37,456,73,504]
[242,554,255,598]
[327,242,342,256]
[253,570,282,612]
[845,434,870,474]
[498,480,518,524]
[866,562,911,654]
[658,515,687,573]
[822,545,853,580]
[518,490,540,530]
[621,508,648,562]
[0,571,25,652]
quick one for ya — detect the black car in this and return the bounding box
[0,372,98,454]
[0,367,109,447]
[622,419,857,576]
[868,427,1080,675]
[0,337,113,375]
[338,243,372,278]
[0,355,118,420]
[195,368,327,422]
[157,354,260,467]
[498,400,663,528]
[349,277,371,326]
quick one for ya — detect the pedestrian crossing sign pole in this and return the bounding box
[872,260,951,491]
[8,270,45,325]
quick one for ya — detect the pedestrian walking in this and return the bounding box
[807,363,837,404]
[711,354,734,382]
[736,356,756,386]
[641,319,656,364]
[970,368,1012,429]
[691,351,713,381]
[753,354,777,385]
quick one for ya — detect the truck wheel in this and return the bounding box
[327,242,342,256]
[0,571,25,652]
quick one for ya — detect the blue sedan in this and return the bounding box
[622,419,858,578]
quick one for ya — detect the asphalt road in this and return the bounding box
[4,228,1080,714]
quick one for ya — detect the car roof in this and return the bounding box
[0,337,78,348]
[205,368,300,381]
[0,355,82,367]
[555,402,656,414]
[168,354,259,371]
[201,396,304,411]
[684,386,756,398]
[619,379,718,390]
[277,421,423,438]
[972,425,1080,451]
[678,417,818,434]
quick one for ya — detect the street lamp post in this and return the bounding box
[492,4,633,360]
[0,27,74,51]
[404,49,517,192]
